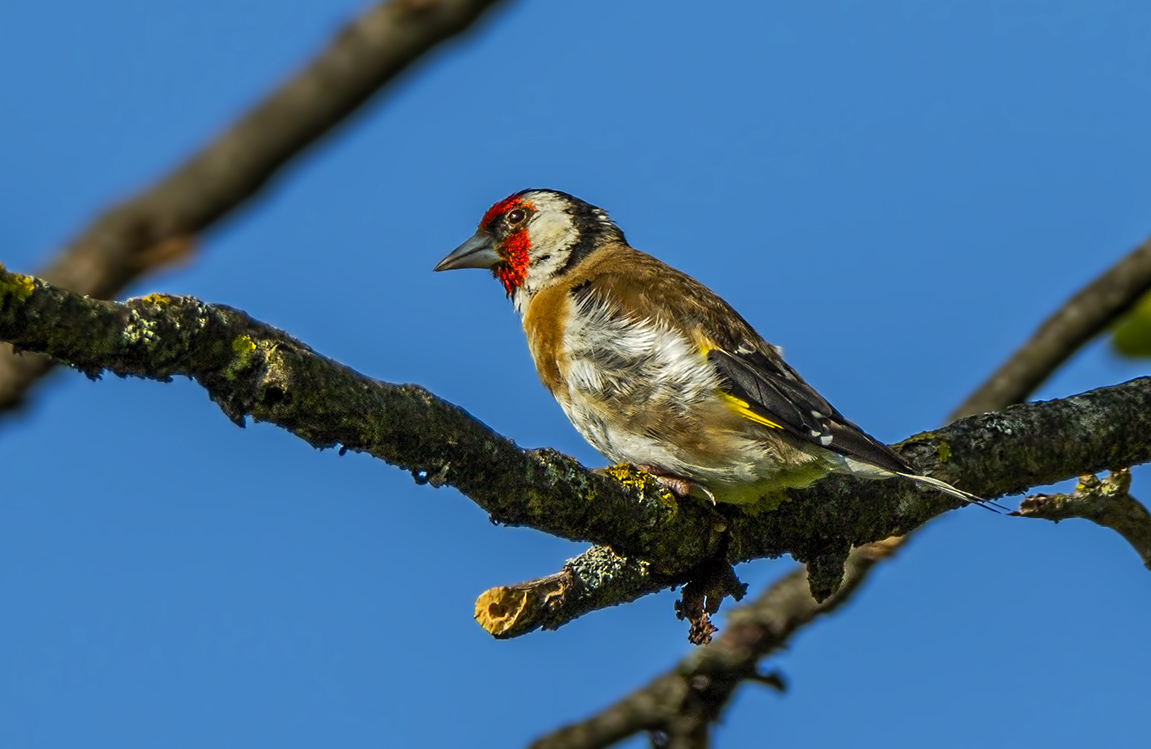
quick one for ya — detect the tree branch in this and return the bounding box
[529,538,903,749]
[953,233,1151,419]
[4,266,1151,633]
[1013,469,1151,570]
[0,0,510,415]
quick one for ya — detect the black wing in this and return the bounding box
[708,346,913,475]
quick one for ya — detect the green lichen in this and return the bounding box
[741,490,789,514]
[122,308,159,347]
[936,440,952,463]
[0,268,35,304]
[225,335,258,380]
[603,463,651,490]
[895,430,936,448]
[232,335,257,355]
[604,463,679,514]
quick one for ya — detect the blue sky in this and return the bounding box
[3,1,1151,747]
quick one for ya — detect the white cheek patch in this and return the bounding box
[513,192,583,298]
[528,210,578,257]
[509,191,627,314]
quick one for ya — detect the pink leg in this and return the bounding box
[637,465,716,504]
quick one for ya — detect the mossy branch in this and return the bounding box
[5,265,1151,635]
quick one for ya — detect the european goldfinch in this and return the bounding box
[435,189,980,506]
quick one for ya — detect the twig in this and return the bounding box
[0,0,510,415]
[1013,469,1151,570]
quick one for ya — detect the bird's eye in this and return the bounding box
[506,208,527,225]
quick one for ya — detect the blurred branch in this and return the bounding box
[6,266,1151,633]
[0,0,510,416]
[1014,469,1151,570]
[529,538,902,749]
[953,233,1151,419]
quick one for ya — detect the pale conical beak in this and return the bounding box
[434,232,501,272]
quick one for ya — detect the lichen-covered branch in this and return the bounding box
[475,547,656,638]
[0,0,510,416]
[953,233,1151,419]
[1014,469,1151,570]
[475,544,748,644]
[4,266,1151,633]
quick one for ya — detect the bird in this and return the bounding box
[434,188,984,508]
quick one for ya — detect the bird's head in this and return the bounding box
[435,189,625,308]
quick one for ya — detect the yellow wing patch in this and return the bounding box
[718,391,782,429]
[698,338,784,430]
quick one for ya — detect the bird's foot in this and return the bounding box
[635,465,716,504]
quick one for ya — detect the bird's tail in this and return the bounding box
[896,472,1006,512]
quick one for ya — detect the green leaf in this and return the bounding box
[1111,291,1151,358]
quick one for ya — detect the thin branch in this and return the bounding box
[0,0,510,415]
[952,233,1151,419]
[529,538,902,749]
[4,267,1151,633]
[1013,469,1151,570]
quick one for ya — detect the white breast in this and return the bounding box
[555,293,721,474]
